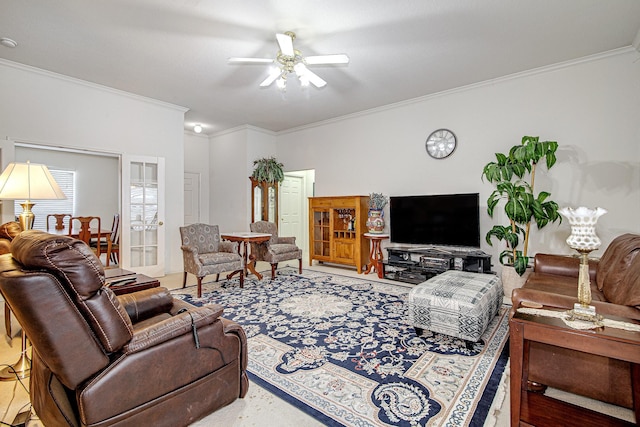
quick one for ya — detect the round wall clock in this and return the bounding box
[426,129,457,159]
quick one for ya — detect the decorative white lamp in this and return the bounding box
[0,161,66,381]
[558,206,607,322]
[0,161,67,231]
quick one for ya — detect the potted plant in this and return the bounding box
[366,192,388,233]
[251,156,284,184]
[482,136,562,280]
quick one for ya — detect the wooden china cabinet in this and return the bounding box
[308,195,369,273]
[250,177,278,225]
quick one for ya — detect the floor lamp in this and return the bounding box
[0,161,66,381]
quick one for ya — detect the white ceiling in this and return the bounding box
[2,0,639,135]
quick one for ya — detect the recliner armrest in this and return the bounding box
[117,287,174,323]
[123,304,224,354]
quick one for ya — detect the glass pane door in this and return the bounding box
[121,155,165,276]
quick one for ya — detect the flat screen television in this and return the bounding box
[389,193,480,247]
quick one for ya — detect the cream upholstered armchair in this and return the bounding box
[250,221,302,279]
[180,223,244,297]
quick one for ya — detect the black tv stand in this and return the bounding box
[383,246,492,284]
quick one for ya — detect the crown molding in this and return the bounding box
[0,58,188,113]
[210,124,277,139]
[278,47,636,136]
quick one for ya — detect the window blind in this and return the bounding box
[13,169,75,230]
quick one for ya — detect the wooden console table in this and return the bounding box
[510,308,640,426]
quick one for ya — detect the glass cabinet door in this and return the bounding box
[251,177,278,225]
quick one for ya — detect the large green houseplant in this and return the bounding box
[482,136,561,276]
[251,156,284,184]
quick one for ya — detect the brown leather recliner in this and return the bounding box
[0,231,248,427]
[511,233,640,409]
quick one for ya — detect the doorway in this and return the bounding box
[184,172,201,224]
[280,170,315,262]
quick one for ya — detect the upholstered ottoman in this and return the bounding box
[408,270,503,342]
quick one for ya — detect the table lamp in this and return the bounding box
[558,206,607,323]
[0,161,66,381]
[0,161,67,231]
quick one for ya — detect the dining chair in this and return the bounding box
[68,216,103,257]
[46,213,71,231]
[93,213,119,264]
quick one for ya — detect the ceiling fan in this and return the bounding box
[228,31,349,90]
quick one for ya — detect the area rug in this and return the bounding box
[172,269,509,427]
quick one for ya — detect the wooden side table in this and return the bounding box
[363,233,389,279]
[510,307,640,426]
[221,232,272,280]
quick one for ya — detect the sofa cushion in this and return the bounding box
[199,251,240,266]
[596,233,640,306]
[270,243,299,255]
[524,273,607,302]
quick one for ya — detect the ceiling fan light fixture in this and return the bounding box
[230,31,347,90]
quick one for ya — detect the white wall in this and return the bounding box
[275,49,640,272]
[209,126,276,232]
[184,132,211,224]
[0,60,187,274]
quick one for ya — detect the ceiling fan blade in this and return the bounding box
[259,68,282,87]
[276,33,295,56]
[301,67,327,88]
[305,54,350,65]
[228,57,274,64]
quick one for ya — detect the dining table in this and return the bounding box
[49,227,114,266]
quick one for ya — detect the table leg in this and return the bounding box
[632,363,640,424]
[364,239,376,275]
[373,240,384,279]
[244,241,263,280]
[509,320,525,426]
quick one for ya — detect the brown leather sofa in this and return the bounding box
[0,221,22,337]
[0,231,249,427]
[0,221,21,254]
[511,233,640,409]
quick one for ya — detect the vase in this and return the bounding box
[501,265,532,298]
[366,210,385,234]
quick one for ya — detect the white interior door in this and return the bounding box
[121,155,165,277]
[184,172,200,225]
[280,175,304,252]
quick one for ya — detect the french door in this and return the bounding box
[121,154,165,277]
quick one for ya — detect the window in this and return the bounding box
[13,169,75,230]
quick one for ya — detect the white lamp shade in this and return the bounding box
[0,162,67,200]
[559,206,607,251]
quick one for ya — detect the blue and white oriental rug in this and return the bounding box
[173,269,509,426]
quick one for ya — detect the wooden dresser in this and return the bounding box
[308,195,369,273]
